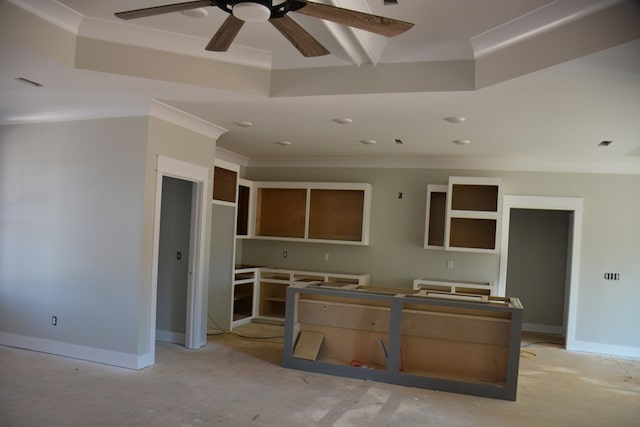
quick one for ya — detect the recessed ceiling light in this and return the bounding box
[181,8,208,18]
[452,139,471,145]
[360,140,377,145]
[444,116,466,124]
[598,140,613,147]
[333,118,353,125]
[234,121,253,128]
[274,140,292,146]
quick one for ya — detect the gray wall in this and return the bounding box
[506,209,570,330]
[0,117,148,354]
[0,115,218,365]
[209,204,236,331]
[240,167,640,350]
[156,176,192,337]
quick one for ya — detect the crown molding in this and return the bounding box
[215,147,251,167]
[244,155,640,175]
[149,100,227,140]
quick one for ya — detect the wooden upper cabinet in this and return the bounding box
[253,182,371,245]
[446,177,502,252]
[213,164,238,203]
[425,177,502,253]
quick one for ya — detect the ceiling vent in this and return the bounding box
[15,77,42,87]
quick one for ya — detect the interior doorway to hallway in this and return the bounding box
[498,195,583,350]
[506,208,571,337]
[156,176,194,345]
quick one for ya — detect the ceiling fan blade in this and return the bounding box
[206,14,245,52]
[270,16,330,57]
[292,0,414,37]
[115,0,211,20]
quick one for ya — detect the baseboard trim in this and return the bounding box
[0,332,147,369]
[568,339,640,359]
[522,323,563,335]
[155,329,186,345]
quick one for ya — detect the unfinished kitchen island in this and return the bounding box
[283,283,523,401]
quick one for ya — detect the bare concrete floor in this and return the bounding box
[1,324,639,427]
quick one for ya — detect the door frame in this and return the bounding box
[150,155,209,359]
[497,195,583,350]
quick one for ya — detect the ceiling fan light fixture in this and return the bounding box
[232,0,272,22]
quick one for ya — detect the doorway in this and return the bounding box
[505,209,570,336]
[498,196,583,350]
[147,155,210,366]
[156,176,193,345]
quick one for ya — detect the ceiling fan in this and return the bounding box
[115,0,414,57]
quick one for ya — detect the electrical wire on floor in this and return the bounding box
[207,314,284,343]
[519,340,565,358]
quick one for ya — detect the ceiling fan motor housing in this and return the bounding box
[231,0,273,22]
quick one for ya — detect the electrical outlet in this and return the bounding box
[283,250,288,258]
[51,316,57,326]
[323,252,330,261]
[447,260,454,269]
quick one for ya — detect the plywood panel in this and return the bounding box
[449,218,497,249]
[298,300,390,333]
[428,191,446,246]
[308,189,364,241]
[213,166,237,202]
[401,336,508,383]
[402,309,511,346]
[301,324,388,369]
[255,188,306,238]
[451,184,498,211]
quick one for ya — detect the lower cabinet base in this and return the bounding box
[283,284,523,401]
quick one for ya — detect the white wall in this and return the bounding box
[240,167,640,354]
[0,115,218,368]
[0,117,148,363]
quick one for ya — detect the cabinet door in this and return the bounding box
[424,185,447,249]
[255,188,307,238]
[308,189,365,242]
[236,182,251,237]
[213,166,237,203]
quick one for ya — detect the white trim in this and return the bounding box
[155,330,186,345]
[0,332,146,370]
[498,195,583,353]
[569,340,640,359]
[522,323,564,335]
[151,155,210,363]
[150,100,227,140]
[245,156,640,175]
[214,158,240,173]
[215,148,250,167]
